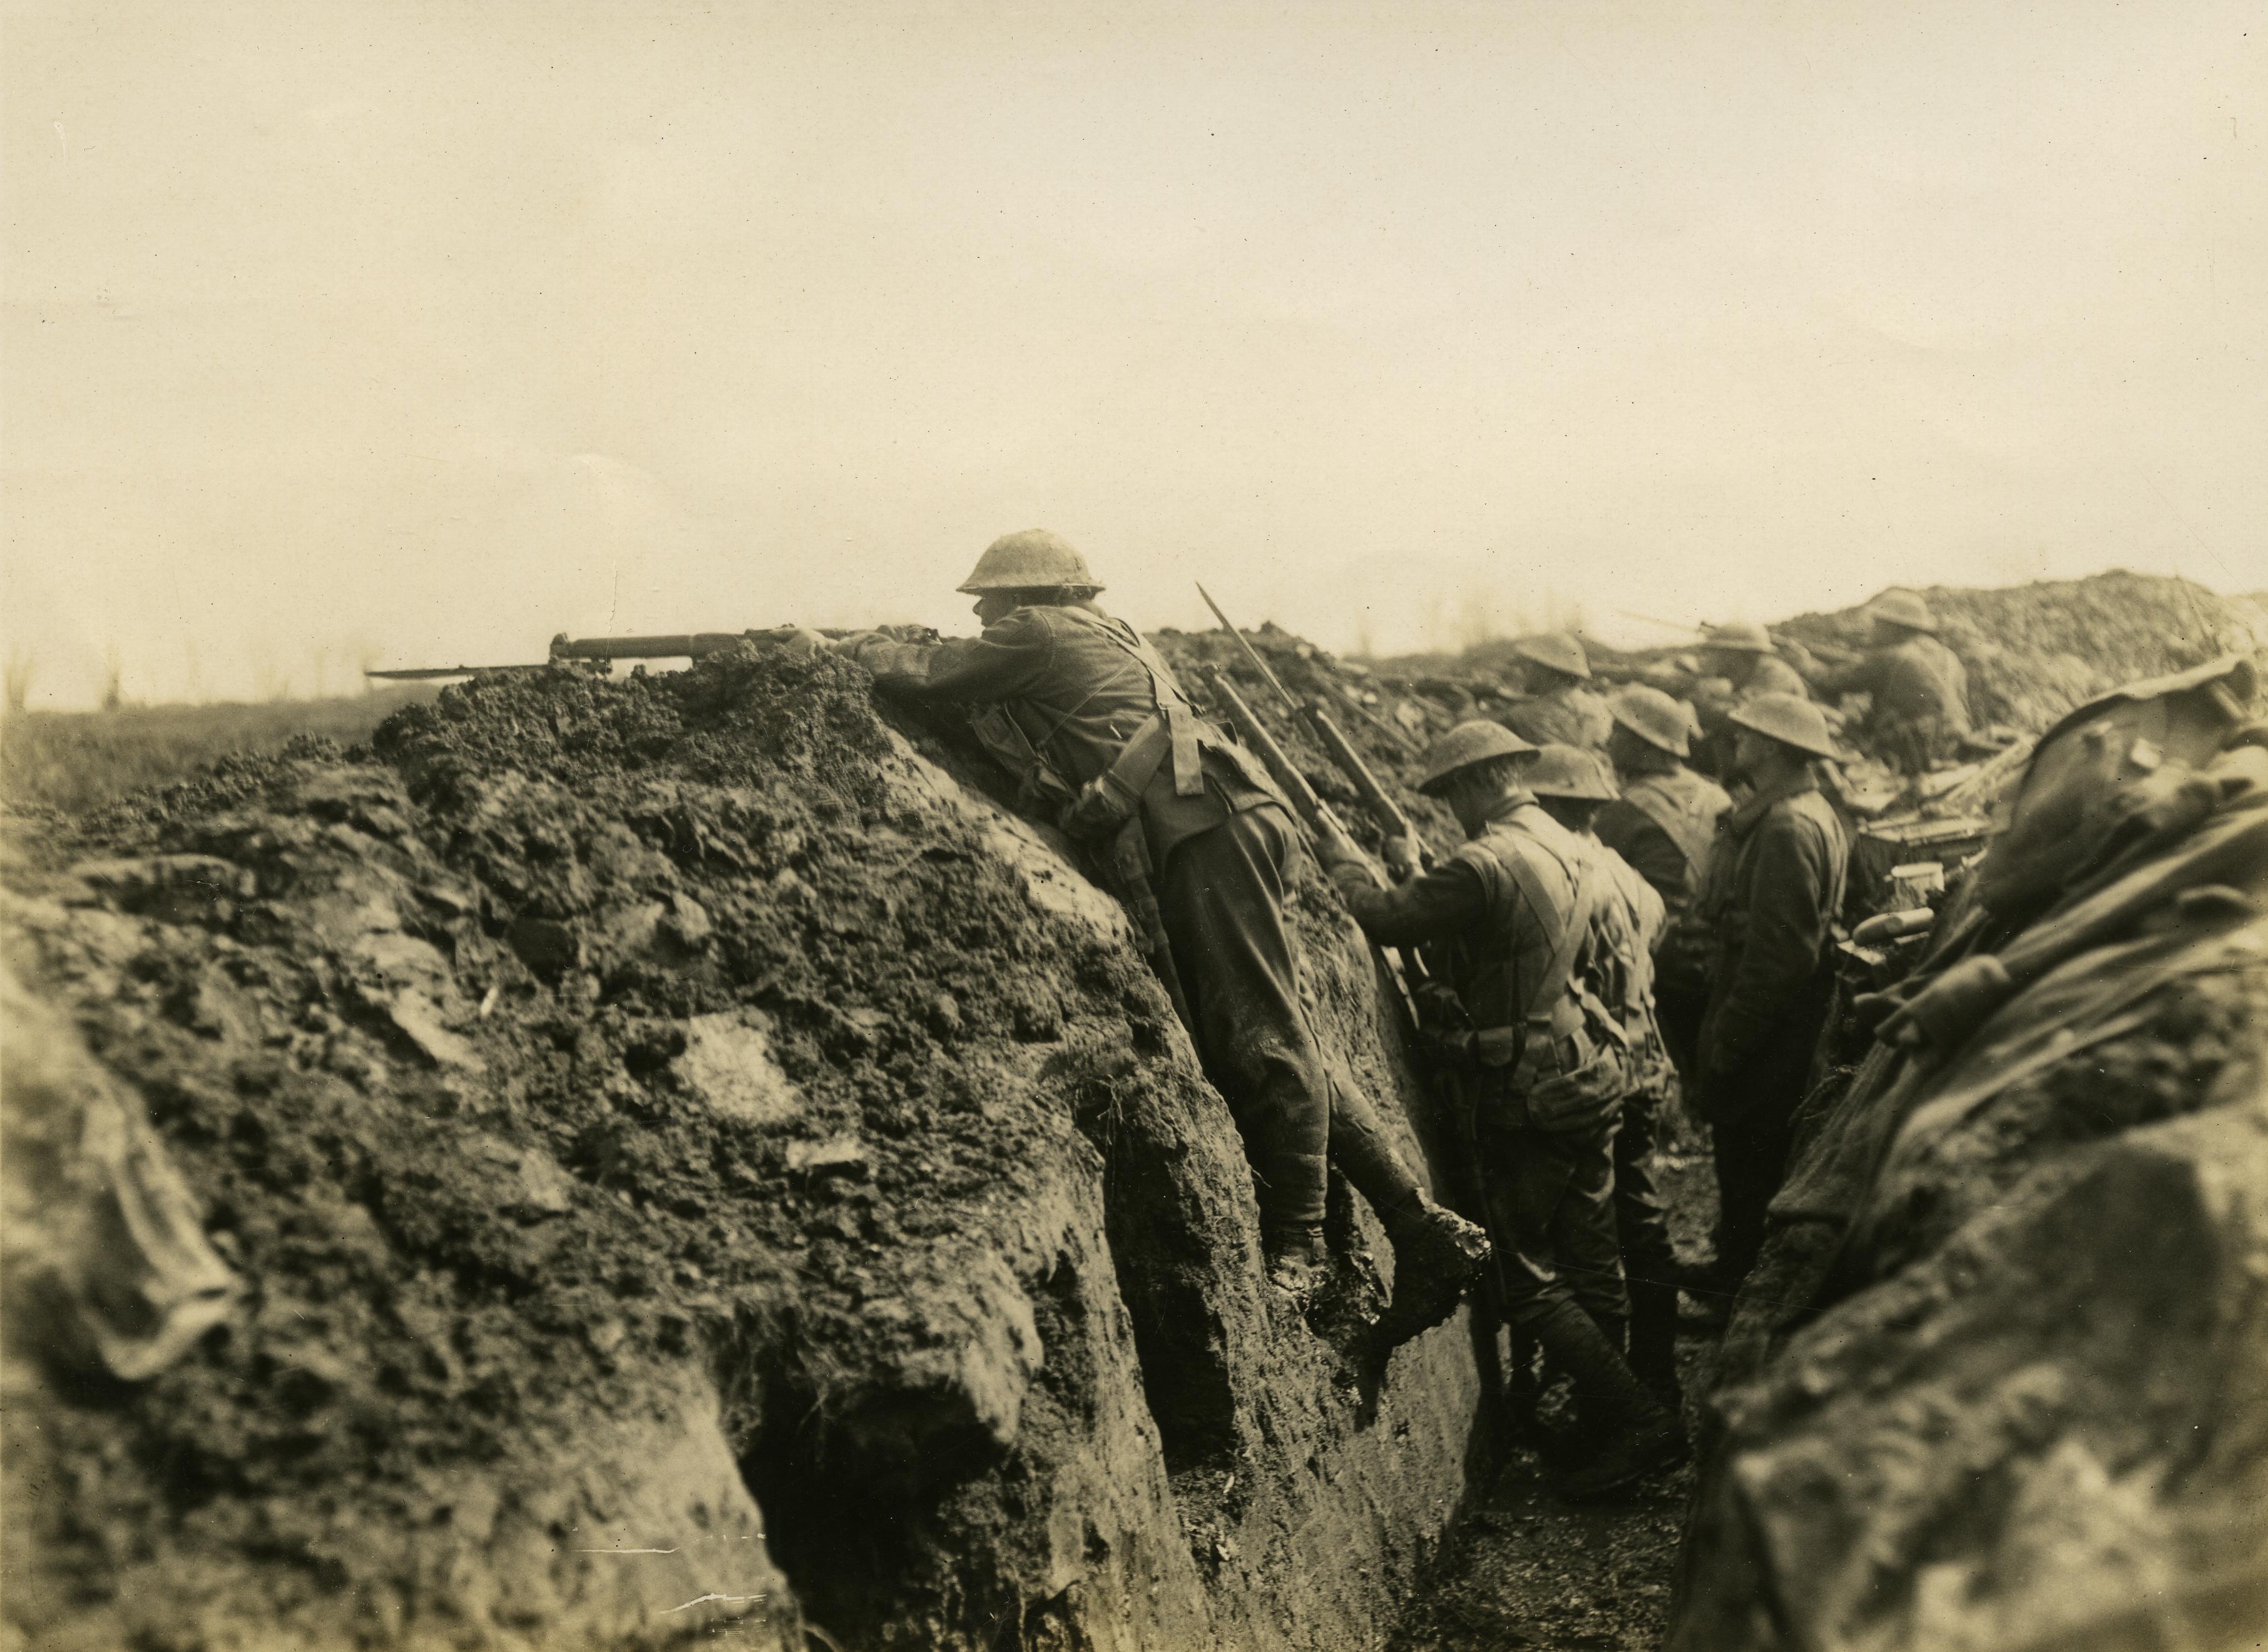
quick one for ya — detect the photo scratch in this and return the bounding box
[667,1593,767,1613]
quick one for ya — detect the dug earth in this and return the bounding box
[3,650,1486,1651]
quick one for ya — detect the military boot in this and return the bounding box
[1526,1300,1689,1501]
[1263,1224,1328,1304]
[1373,1198,1493,1350]
[1332,1123,1491,1349]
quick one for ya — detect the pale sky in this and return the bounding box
[6,1,2265,706]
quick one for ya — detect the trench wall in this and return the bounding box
[1,651,1485,1651]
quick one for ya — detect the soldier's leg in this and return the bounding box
[1612,1091,1681,1399]
[1548,1120,1628,1339]
[1712,1110,1795,1290]
[1479,1114,1684,1494]
[1160,807,1331,1268]
[1329,1070,1490,1347]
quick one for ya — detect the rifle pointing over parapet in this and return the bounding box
[365,630,830,681]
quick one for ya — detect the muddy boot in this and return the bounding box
[1527,1300,1689,1501]
[1627,1278,1682,1407]
[1374,1198,1492,1350]
[1331,1115,1491,1348]
[1264,1223,1328,1304]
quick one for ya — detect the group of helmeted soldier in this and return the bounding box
[793,529,1970,1502]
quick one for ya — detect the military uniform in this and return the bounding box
[1692,654,1810,777]
[1323,795,1630,1336]
[1501,684,1615,753]
[1586,834,1686,1395]
[1692,768,1849,1288]
[849,602,1418,1247]
[1595,757,1731,1074]
[1817,633,1971,775]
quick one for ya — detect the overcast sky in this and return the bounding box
[6,1,2265,706]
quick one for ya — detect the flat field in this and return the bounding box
[0,688,437,813]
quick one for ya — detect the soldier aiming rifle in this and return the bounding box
[805,532,1489,1357]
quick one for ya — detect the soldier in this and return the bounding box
[1691,693,1850,1303]
[831,531,1488,1341]
[1523,746,1685,1406]
[1499,634,1614,752]
[1809,590,1972,775]
[1595,685,1732,1079]
[1314,722,1686,1497]
[1689,623,1809,778]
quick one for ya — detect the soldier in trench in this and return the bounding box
[1314,723,1688,1498]
[1521,744,1687,1410]
[1804,589,1973,777]
[1496,633,1615,753]
[1595,683,1730,1083]
[1686,621,1809,780]
[812,530,1490,1348]
[1687,693,1851,1312]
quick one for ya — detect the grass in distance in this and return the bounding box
[1,688,437,814]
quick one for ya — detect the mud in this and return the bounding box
[2,647,1488,1651]
[1668,708,2268,1649]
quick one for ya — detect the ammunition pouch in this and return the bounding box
[968,703,1078,818]
[1519,1048,1630,1134]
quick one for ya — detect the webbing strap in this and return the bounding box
[1622,778,1712,884]
[1051,608,1208,795]
[1099,714,1177,803]
[1493,837,1602,1025]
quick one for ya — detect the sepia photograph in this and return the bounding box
[4,3,2265,1648]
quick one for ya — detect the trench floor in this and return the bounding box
[1389,1141,1720,1652]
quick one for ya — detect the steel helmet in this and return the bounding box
[1416,720,1537,794]
[1869,590,1939,634]
[957,529,1103,595]
[1702,621,1776,655]
[1511,633,1591,681]
[1729,692,1840,759]
[1526,743,1620,802]
[1608,684,1694,757]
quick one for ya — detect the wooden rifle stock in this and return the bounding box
[1305,706,1412,840]
[1208,675,1344,835]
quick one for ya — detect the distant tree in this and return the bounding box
[101,643,124,713]
[4,650,33,715]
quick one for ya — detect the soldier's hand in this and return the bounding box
[757,626,834,658]
[1381,834,1421,883]
[1312,814,1365,869]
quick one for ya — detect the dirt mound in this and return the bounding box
[1667,671,2268,1651]
[1778,570,2267,732]
[3,648,1488,1650]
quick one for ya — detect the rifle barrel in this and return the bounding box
[1307,706,1412,838]
[364,664,541,680]
[547,632,755,662]
[1196,583,1305,718]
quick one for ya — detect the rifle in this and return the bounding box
[365,629,837,681]
[1212,672,1447,1013]
[1207,675,1350,838]
[1197,583,1419,753]
[1307,703,1437,881]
